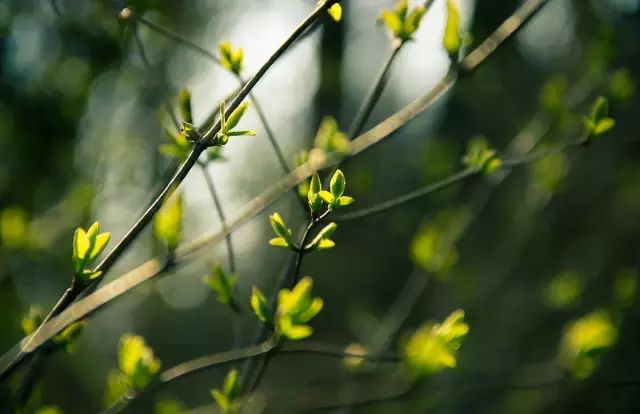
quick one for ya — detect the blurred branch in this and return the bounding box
[335,138,588,221]
[101,337,400,413]
[199,163,235,273]
[0,0,550,382]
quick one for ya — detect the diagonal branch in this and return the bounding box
[0,0,551,382]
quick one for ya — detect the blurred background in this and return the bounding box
[0,0,639,412]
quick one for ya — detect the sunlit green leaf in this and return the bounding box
[443,0,462,58]
[154,193,183,252]
[204,265,237,306]
[559,310,617,379]
[269,213,292,245]
[226,101,250,132]
[178,89,192,124]
[327,3,342,22]
[250,287,271,324]
[118,334,161,389]
[403,309,469,378]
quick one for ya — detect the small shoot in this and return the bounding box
[304,222,337,251]
[251,277,324,341]
[313,117,350,155]
[178,88,193,124]
[211,369,241,414]
[250,286,272,325]
[583,96,615,140]
[219,41,244,74]
[21,306,85,353]
[160,128,192,162]
[379,0,427,43]
[72,222,111,283]
[268,212,294,249]
[276,276,324,340]
[403,309,469,378]
[461,136,502,174]
[117,334,161,390]
[317,1,342,22]
[154,192,183,254]
[443,0,462,60]
[214,101,257,146]
[318,169,355,211]
[307,172,323,215]
[203,265,239,312]
[559,310,617,379]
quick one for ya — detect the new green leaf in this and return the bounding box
[154,192,183,252]
[250,286,271,324]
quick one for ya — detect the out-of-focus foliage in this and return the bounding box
[559,310,618,379]
[0,0,639,412]
[211,369,241,414]
[154,192,183,252]
[403,309,469,377]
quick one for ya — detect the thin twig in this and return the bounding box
[0,0,338,384]
[199,163,235,273]
[0,0,551,382]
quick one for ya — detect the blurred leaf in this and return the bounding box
[559,310,617,379]
[443,0,462,58]
[219,41,244,74]
[204,265,238,306]
[313,117,349,155]
[118,334,161,389]
[543,270,583,309]
[403,309,469,378]
[614,268,638,307]
[462,136,501,174]
[154,192,183,252]
[0,206,29,249]
[178,89,192,124]
[327,3,342,22]
[211,369,241,413]
[250,287,271,324]
[276,277,323,340]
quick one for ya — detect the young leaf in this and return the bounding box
[327,3,342,22]
[337,196,354,207]
[274,277,323,340]
[250,287,271,324]
[269,237,290,248]
[308,172,323,213]
[118,334,161,389]
[330,169,346,199]
[204,265,237,305]
[178,89,193,124]
[72,222,111,282]
[317,239,336,250]
[211,369,241,413]
[461,136,501,174]
[304,222,338,251]
[402,309,469,378]
[269,213,292,245]
[443,0,462,59]
[154,193,183,252]
[219,41,244,74]
[53,321,86,352]
[225,101,250,132]
[318,190,335,205]
[559,310,617,379]
[226,130,257,137]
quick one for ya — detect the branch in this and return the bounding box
[199,164,235,273]
[0,0,338,384]
[0,0,551,381]
[334,137,587,222]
